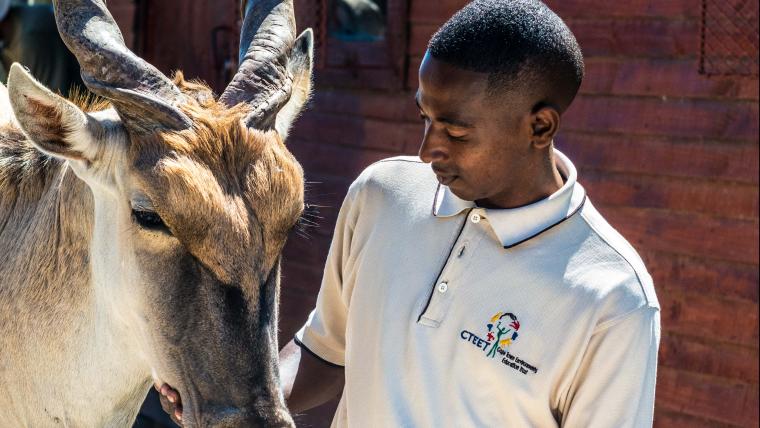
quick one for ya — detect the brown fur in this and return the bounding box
[132,73,304,290]
[1,66,306,427]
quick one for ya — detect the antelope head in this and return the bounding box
[6,0,312,426]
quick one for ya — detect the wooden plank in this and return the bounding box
[556,133,759,184]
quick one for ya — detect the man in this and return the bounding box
[161,0,660,426]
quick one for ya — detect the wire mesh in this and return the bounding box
[700,0,759,76]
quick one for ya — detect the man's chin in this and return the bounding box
[447,182,476,201]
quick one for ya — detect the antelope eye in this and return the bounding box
[132,209,167,231]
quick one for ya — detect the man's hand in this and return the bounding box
[156,382,184,425]
[280,339,345,413]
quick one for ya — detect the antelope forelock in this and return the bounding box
[128,76,304,287]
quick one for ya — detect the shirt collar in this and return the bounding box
[432,149,587,248]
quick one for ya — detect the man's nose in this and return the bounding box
[418,125,447,163]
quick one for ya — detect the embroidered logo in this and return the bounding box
[485,311,520,357]
[460,310,539,375]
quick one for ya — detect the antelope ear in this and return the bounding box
[275,28,314,140]
[7,63,101,162]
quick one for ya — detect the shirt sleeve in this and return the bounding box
[560,306,661,428]
[294,181,361,367]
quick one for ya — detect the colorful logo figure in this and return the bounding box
[485,311,520,358]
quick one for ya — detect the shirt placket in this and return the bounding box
[418,208,487,328]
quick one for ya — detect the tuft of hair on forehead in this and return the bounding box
[141,72,274,186]
[130,71,304,279]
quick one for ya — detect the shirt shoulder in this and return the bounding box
[348,156,436,203]
[565,198,659,332]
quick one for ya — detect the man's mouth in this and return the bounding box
[436,174,457,186]
[431,165,457,186]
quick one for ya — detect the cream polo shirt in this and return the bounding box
[296,150,660,428]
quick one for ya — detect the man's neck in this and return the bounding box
[477,150,564,209]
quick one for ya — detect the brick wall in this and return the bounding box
[111,0,758,426]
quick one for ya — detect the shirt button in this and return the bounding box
[470,213,481,224]
[437,282,449,293]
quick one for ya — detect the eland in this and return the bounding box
[0,0,312,426]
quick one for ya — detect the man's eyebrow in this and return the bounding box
[415,94,474,128]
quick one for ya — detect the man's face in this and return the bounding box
[416,52,536,208]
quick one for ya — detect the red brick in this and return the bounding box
[108,3,136,49]
[316,67,406,91]
[660,333,759,383]
[556,133,759,184]
[410,19,701,61]
[658,290,758,348]
[408,0,701,25]
[308,90,418,123]
[278,287,318,341]
[283,231,332,272]
[291,112,418,152]
[654,408,736,428]
[288,139,398,184]
[544,0,701,19]
[301,173,354,219]
[563,95,759,141]
[599,206,759,265]
[407,56,423,90]
[408,24,438,56]
[325,40,390,68]
[280,261,324,300]
[643,251,759,303]
[581,170,759,220]
[743,386,760,427]
[566,18,698,59]
[582,58,760,101]
[409,0,466,24]
[656,367,754,426]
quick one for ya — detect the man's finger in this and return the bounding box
[158,388,183,425]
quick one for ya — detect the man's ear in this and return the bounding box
[275,29,314,140]
[530,105,560,149]
[7,63,102,162]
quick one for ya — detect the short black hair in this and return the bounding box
[428,0,584,112]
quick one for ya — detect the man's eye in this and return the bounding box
[132,209,167,230]
[447,133,468,142]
